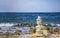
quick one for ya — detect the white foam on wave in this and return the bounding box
[0,23,15,27]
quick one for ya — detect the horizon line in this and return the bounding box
[0,12,60,13]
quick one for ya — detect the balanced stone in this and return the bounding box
[35,16,48,38]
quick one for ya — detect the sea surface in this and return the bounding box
[0,12,60,24]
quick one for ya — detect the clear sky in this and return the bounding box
[0,0,60,12]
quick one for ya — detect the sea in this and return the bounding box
[0,12,60,34]
[0,12,60,24]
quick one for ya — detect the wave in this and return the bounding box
[0,23,16,27]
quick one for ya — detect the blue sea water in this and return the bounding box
[0,12,60,24]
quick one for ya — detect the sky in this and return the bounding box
[0,0,60,12]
